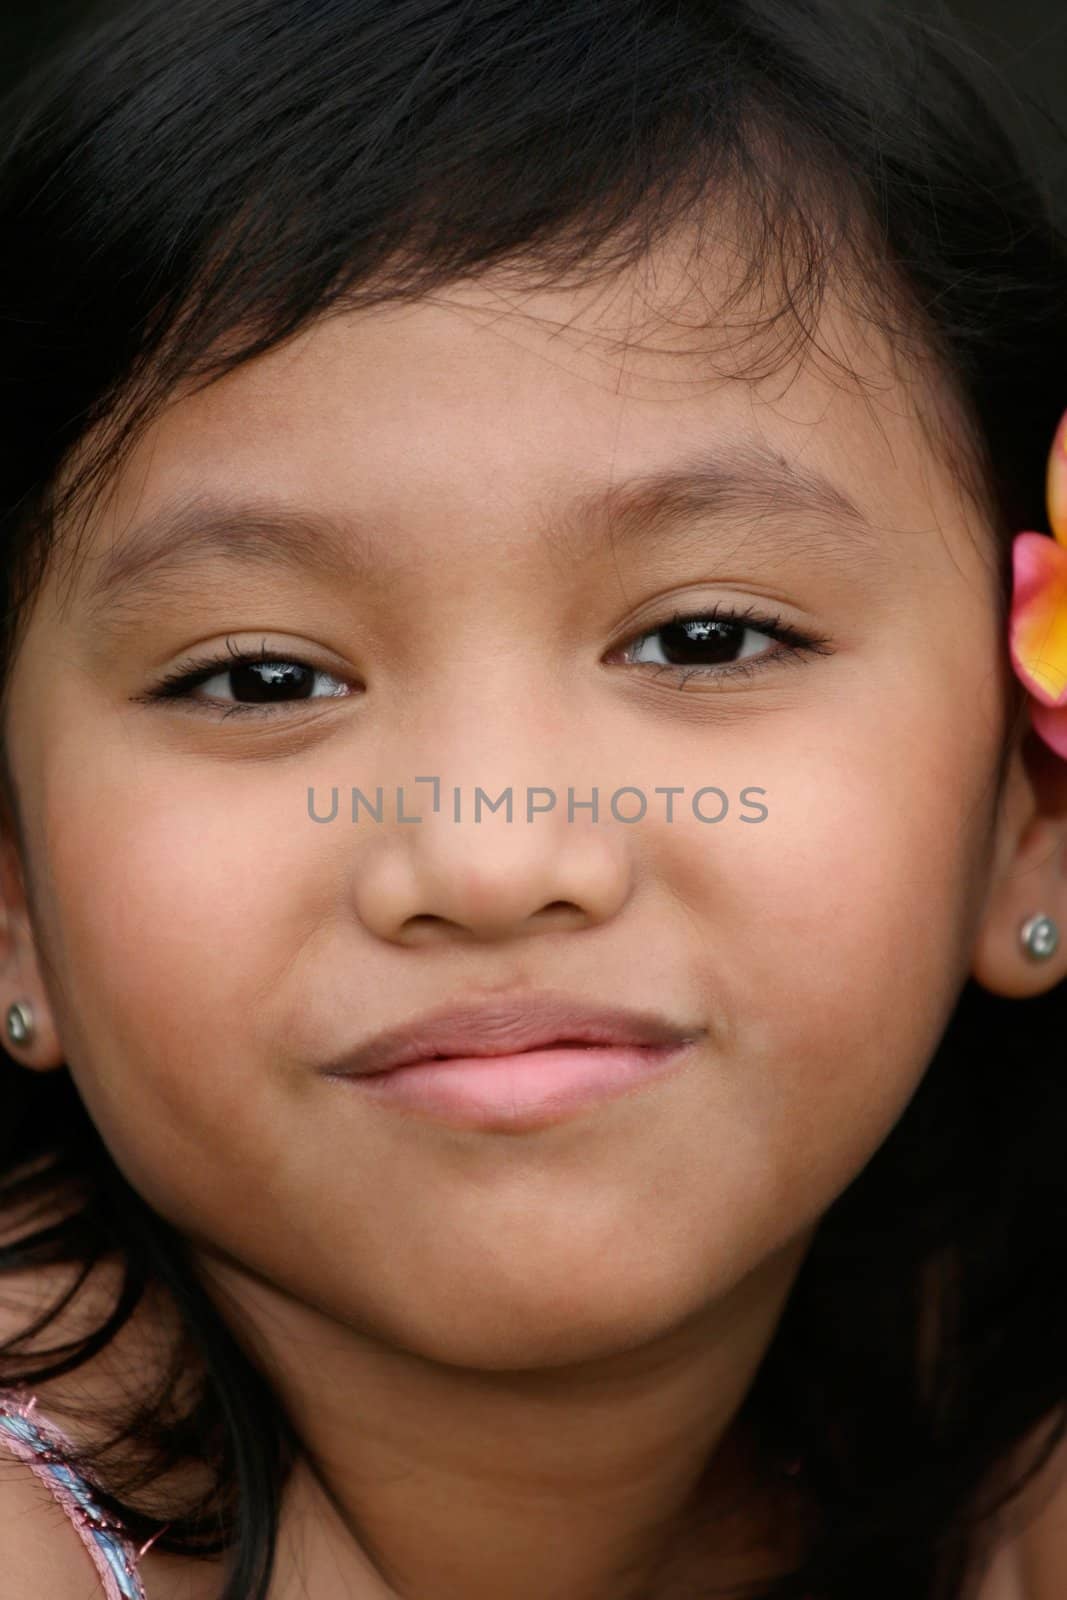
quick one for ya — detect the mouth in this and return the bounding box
[318,988,705,1130]
[328,1037,699,1132]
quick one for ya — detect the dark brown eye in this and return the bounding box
[204,659,318,702]
[627,614,769,671]
[618,605,831,686]
[142,638,354,717]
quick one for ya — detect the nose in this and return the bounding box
[350,796,634,946]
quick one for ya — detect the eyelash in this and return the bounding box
[138,606,834,719]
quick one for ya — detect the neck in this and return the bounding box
[190,1229,816,1600]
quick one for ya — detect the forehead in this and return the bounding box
[56,223,992,598]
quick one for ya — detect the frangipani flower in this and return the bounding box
[1010,407,1067,760]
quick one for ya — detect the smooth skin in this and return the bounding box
[1,222,1066,1600]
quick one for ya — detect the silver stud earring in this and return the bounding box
[5,999,34,1047]
[1019,914,1061,963]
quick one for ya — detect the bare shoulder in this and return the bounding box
[970,1412,1067,1600]
[1008,1413,1067,1599]
[0,1257,229,1600]
[0,1257,135,1596]
[0,1432,114,1597]
[971,1531,1030,1600]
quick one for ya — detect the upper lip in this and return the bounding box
[321,991,702,1078]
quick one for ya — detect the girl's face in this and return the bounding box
[0,236,1051,1385]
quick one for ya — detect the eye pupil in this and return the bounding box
[657,618,740,667]
[231,661,314,701]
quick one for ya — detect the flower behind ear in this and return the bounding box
[1009,408,1067,759]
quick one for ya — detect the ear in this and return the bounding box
[0,829,66,1071]
[971,710,1067,999]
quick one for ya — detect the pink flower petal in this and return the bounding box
[1049,407,1067,545]
[1010,532,1067,706]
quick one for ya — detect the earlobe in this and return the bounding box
[0,1006,65,1073]
[0,991,65,1073]
[0,837,66,1073]
[971,894,1067,1001]
[970,725,1067,999]
[970,909,1066,1000]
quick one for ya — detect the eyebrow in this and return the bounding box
[78,438,882,619]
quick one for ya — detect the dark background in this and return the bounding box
[1,0,1065,201]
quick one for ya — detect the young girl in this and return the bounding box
[0,0,1065,1596]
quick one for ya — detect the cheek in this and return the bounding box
[32,761,334,1223]
[656,721,988,1227]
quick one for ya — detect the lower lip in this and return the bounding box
[332,1042,697,1129]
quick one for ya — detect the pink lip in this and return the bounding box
[319,990,704,1079]
[329,1040,698,1130]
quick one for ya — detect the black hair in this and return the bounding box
[0,2,1065,1597]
